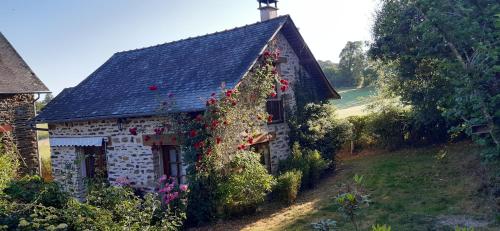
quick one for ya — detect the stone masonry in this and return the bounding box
[0,93,39,175]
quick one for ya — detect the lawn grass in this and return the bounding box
[38,138,52,181]
[198,142,498,231]
[280,143,498,231]
[331,87,376,118]
[37,123,49,140]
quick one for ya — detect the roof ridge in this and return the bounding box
[115,15,290,55]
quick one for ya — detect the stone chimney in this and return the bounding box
[258,0,278,21]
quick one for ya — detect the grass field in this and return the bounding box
[331,87,376,118]
[195,143,499,231]
[37,124,52,181]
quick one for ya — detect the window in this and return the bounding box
[252,142,271,172]
[80,146,107,179]
[159,145,186,184]
[266,98,284,124]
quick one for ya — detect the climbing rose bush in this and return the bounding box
[182,48,287,223]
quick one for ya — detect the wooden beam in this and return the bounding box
[0,125,13,133]
[142,134,178,146]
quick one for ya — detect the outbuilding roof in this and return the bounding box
[0,32,49,94]
[35,15,338,123]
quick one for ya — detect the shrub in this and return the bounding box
[335,174,370,231]
[1,179,187,230]
[63,198,116,230]
[218,151,275,216]
[3,175,68,208]
[372,224,391,231]
[0,133,19,191]
[348,106,452,151]
[365,107,410,150]
[290,103,352,160]
[347,115,374,151]
[280,142,330,189]
[273,170,302,205]
[307,149,329,187]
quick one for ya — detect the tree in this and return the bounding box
[318,60,342,87]
[36,93,54,112]
[339,41,367,87]
[370,0,500,157]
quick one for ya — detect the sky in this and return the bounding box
[0,0,378,95]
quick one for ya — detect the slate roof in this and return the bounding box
[0,32,49,94]
[35,15,339,123]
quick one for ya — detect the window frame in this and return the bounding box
[158,145,186,184]
[266,97,285,124]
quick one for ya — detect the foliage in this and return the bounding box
[2,175,69,208]
[0,133,18,191]
[311,219,338,231]
[273,170,302,205]
[348,104,454,151]
[372,224,391,231]
[35,93,53,113]
[365,106,411,150]
[290,103,352,160]
[218,151,275,216]
[455,226,474,231]
[279,142,329,189]
[370,0,500,158]
[0,179,186,230]
[335,174,370,231]
[339,41,367,87]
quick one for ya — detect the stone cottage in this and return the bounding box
[34,3,340,197]
[0,32,50,175]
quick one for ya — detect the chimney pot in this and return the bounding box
[258,0,278,21]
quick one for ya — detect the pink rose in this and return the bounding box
[180,184,188,192]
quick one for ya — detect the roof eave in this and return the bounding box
[279,18,341,99]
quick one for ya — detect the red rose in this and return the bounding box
[211,120,219,129]
[271,85,275,89]
[231,101,237,106]
[207,98,217,105]
[237,144,246,150]
[263,51,271,58]
[268,115,273,123]
[189,130,197,138]
[280,85,288,92]
[194,141,204,149]
[148,85,158,91]
[129,127,137,135]
[226,89,235,97]
[248,137,254,144]
[216,137,222,144]
[280,79,289,85]
[195,114,203,122]
[270,92,277,98]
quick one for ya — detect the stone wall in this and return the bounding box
[264,32,314,173]
[49,117,169,198]
[0,93,39,175]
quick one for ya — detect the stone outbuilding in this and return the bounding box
[34,10,339,198]
[0,32,50,175]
